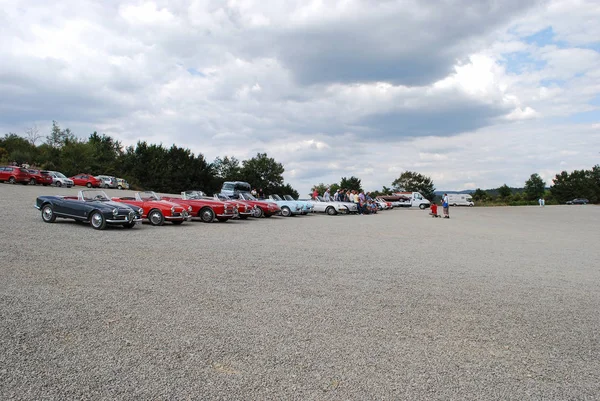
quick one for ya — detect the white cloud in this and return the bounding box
[0,0,599,197]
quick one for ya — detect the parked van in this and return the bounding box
[393,192,431,209]
[221,181,252,196]
[447,194,474,206]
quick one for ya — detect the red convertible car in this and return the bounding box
[183,191,253,220]
[163,191,236,223]
[112,191,192,226]
[227,191,281,218]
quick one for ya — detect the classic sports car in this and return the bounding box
[301,196,352,215]
[229,191,281,218]
[112,191,192,226]
[265,195,303,217]
[35,189,143,230]
[282,195,314,214]
[163,191,236,223]
[182,191,253,219]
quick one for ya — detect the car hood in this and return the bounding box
[90,200,134,210]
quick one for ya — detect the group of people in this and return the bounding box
[430,193,450,218]
[250,188,265,199]
[313,188,379,215]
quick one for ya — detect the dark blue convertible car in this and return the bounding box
[35,189,143,230]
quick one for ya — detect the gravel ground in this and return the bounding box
[1,184,599,400]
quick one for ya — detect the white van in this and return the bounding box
[447,194,474,206]
[393,192,431,209]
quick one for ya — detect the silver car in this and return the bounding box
[48,171,74,188]
[96,175,118,189]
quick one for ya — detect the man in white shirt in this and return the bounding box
[324,188,331,201]
[442,193,449,218]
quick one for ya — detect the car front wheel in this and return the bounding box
[86,182,92,188]
[41,204,56,223]
[419,204,427,210]
[326,206,337,216]
[30,178,36,185]
[56,181,62,187]
[199,207,215,223]
[253,207,264,218]
[8,177,16,184]
[281,206,291,217]
[90,211,107,230]
[148,209,165,226]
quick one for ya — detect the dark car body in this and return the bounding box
[566,198,589,205]
[35,189,143,230]
[28,169,53,186]
[0,166,31,184]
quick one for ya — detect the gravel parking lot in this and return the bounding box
[1,184,599,400]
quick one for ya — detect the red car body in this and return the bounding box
[163,193,236,223]
[184,191,253,219]
[0,166,31,184]
[28,169,54,186]
[112,191,192,226]
[230,192,281,217]
[70,174,102,188]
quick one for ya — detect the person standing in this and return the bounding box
[333,189,340,201]
[442,193,450,218]
[312,188,319,200]
[258,188,264,199]
[324,188,331,201]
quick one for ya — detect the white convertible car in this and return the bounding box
[299,196,358,215]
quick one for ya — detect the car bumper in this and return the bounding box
[216,213,235,218]
[107,216,142,223]
[165,214,192,221]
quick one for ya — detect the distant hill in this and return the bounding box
[435,187,550,196]
[434,189,475,195]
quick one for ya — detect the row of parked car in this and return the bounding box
[34,181,403,230]
[0,166,130,189]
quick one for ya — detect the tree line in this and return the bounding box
[472,168,600,205]
[0,121,299,198]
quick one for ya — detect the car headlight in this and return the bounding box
[188,206,192,212]
[112,208,118,216]
[171,206,175,215]
[138,208,143,215]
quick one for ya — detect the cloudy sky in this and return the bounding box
[1,0,599,194]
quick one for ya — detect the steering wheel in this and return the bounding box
[94,195,105,200]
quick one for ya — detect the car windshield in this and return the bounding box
[239,192,257,200]
[54,172,66,178]
[317,196,326,202]
[81,190,110,201]
[184,191,203,199]
[272,194,283,201]
[283,195,295,201]
[137,191,160,201]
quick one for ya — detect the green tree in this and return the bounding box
[550,168,599,204]
[240,153,285,194]
[88,132,122,175]
[46,121,75,149]
[340,176,362,192]
[471,188,488,202]
[524,173,546,201]
[213,156,241,181]
[497,184,512,199]
[391,171,435,201]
